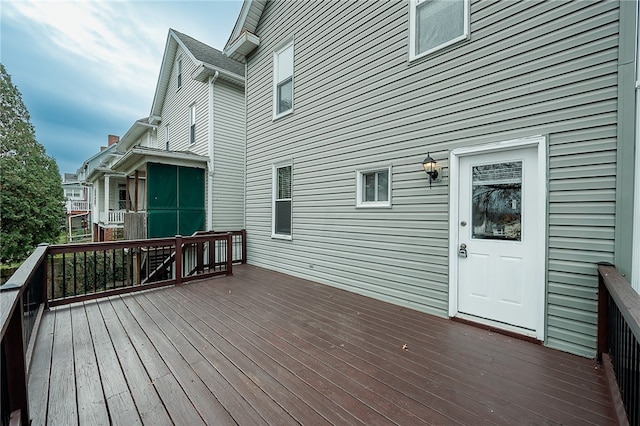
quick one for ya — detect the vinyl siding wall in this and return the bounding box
[212,81,245,230]
[157,45,209,155]
[244,0,620,357]
[154,45,245,232]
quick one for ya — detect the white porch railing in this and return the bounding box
[65,200,90,213]
[99,210,126,224]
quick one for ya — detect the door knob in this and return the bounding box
[459,243,467,258]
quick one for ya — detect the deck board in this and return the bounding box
[28,264,616,425]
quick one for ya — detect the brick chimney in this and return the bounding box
[108,135,120,146]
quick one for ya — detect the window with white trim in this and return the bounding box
[177,58,183,89]
[165,125,170,150]
[65,189,82,199]
[273,40,294,118]
[409,0,469,61]
[189,105,196,144]
[356,167,391,208]
[272,163,292,238]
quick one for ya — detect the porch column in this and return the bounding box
[125,177,130,212]
[104,175,110,221]
[134,170,139,212]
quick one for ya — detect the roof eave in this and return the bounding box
[192,63,246,86]
[117,121,157,154]
[111,147,209,176]
[224,31,260,62]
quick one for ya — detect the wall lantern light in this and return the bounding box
[422,152,441,188]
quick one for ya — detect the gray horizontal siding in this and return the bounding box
[212,81,245,230]
[245,0,620,357]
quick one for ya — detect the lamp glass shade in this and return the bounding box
[422,154,437,174]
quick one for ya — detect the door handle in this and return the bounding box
[459,243,467,258]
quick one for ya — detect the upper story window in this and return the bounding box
[273,39,294,119]
[165,125,170,150]
[177,58,183,89]
[65,189,82,199]
[272,162,292,239]
[409,0,470,61]
[356,166,392,208]
[189,105,196,144]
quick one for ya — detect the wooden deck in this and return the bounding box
[28,265,615,425]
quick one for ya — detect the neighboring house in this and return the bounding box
[111,29,245,239]
[62,172,91,241]
[79,135,127,242]
[225,0,639,358]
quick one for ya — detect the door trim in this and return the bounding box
[448,135,547,341]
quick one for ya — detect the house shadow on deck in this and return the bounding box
[29,264,615,425]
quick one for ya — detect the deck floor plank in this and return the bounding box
[69,305,110,425]
[83,300,142,425]
[147,288,297,425]
[142,289,276,425]
[241,268,614,424]
[29,264,616,425]
[186,280,477,425]
[108,296,207,425]
[97,299,172,425]
[169,285,338,425]
[178,284,396,425]
[27,309,55,426]
[201,275,523,425]
[46,308,77,425]
[124,292,238,425]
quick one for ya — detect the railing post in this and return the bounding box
[3,292,29,426]
[39,243,50,311]
[597,266,609,363]
[226,233,233,276]
[241,229,247,264]
[175,235,183,285]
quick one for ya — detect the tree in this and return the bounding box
[0,63,64,264]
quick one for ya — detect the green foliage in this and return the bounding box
[50,250,131,299]
[0,63,65,263]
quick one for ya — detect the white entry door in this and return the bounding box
[456,144,542,333]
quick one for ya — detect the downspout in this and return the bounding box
[632,2,640,293]
[208,71,219,230]
[244,61,247,230]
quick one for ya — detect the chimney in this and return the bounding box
[108,135,120,146]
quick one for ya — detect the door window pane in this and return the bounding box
[471,161,522,241]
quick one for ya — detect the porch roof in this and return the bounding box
[110,146,208,176]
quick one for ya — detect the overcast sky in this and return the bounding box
[1,0,243,176]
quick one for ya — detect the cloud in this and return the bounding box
[4,1,162,98]
[1,0,242,174]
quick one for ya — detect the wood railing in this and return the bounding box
[99,210,126,224]
[0,230,245,425]
[0,244,48,426]
[597,263,640,426]
[65,200,90,212]
[46,230,246,307]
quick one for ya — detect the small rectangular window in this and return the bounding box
[165,125,170,150]
[409,0,469,61]
[273,163,292,238]
[189,105,196,144]
[356,167,391,208]
[177,58,182,89]
[273,40,294,119]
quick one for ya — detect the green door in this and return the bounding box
[147,163,205,238]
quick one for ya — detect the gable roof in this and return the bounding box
[173,30,244,76]
[150,28,245,120]
[224,0,266,61]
